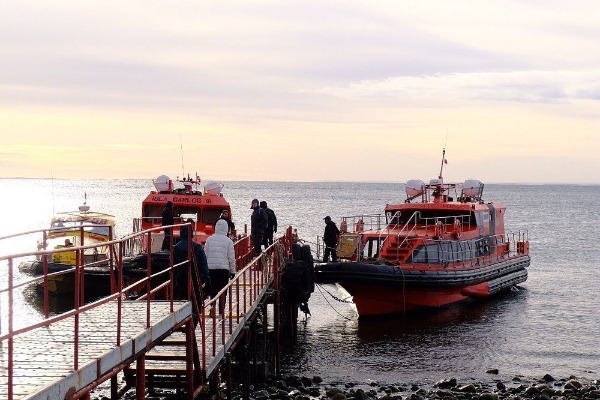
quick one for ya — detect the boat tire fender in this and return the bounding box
[282,260,312,303]
[292,243,302,261]
[300,244,315,293]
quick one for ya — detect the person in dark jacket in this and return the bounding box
[250,198,268,256]
[260,200,277,249]
[323,215,340,262]
[173,225,210,302]
[218,209,236,238]
[161,201,174,250]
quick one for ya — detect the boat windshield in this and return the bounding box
[387,210,475,227]
[143,205,227,226]
[50,221,112,237]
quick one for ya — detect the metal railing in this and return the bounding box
[0,223,294,400]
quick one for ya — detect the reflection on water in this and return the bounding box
[2,180,600,386]
[282,287,531,385]
[21,283,106,316]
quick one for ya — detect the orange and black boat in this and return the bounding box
[135,174,236,250]
[314,151,530,317]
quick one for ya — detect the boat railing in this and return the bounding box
[401,231,530,268]
[339,214,385,233]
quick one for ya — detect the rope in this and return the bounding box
[315,283,354,321]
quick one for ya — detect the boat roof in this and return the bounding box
[385,178,505,213]
[143,175,230,208]
[51,210,116,226]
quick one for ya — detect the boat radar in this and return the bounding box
[405,179,426,197]
[462,179,484,199]
[204,181,224,196]
[154,175,173,193]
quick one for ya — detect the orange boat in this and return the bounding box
[314,151,530,318]
[136,174,237,250]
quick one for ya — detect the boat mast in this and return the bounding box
[438,147,446,180]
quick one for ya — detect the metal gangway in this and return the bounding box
[0,224,294,400]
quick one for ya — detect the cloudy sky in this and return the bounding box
[1,1,599,183]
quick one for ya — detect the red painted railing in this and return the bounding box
[0,224,294,399]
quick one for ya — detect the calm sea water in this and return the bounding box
[1,179,599,386]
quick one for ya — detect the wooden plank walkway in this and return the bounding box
[0,300,191,400]
[0,269,275,400]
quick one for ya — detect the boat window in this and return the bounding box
[202,207,227,225]
[88,226,110,236]
[475,211,489,227]
[361,237,384,260]
[143,205,164,223]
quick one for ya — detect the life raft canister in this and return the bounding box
[339,220,348,234]
[453,220,462,239]
[355,219,364,233]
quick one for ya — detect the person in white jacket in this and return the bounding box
[204,219,237,316]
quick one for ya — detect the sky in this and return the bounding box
[1,1,599,184]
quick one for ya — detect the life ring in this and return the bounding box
[434,221,444,239]
[453,220,462,239]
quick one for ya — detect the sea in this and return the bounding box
[1,178,599,388]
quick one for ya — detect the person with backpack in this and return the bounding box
[250,198,268,256]
[260,200,277,249]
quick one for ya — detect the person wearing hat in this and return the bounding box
[323,216,340,262]
[250,198,268,256]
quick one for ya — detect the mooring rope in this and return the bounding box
[315,283,354,321]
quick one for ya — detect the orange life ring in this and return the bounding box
[434,221,444,239]
[453,220,462,239]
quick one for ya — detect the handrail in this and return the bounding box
[0,224,191,400]
[0,222,295,400]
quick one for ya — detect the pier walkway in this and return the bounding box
[0,225,295,400]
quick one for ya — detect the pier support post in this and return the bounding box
[136,354,146,400]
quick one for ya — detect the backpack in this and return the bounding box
[259,208,269,229]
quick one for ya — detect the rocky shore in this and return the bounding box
[93,373,600,400]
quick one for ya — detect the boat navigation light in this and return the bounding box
[405,179,426,197]
[154,175,172,192]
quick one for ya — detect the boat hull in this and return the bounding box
[17,255,154,295]
[314,255,530,317]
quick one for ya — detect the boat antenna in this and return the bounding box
[180,133,185,178]
[438,131,449,179]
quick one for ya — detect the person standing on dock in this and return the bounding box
[250,198,268,257]
[260,200,277,249]
[173,225,210,304]
[161,201,174,250]
[218,209,236,238]
[323,216,340,262]
[204,219,237,316]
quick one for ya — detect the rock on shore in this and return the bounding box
[224,374,600,400]
[92,373,600,400]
